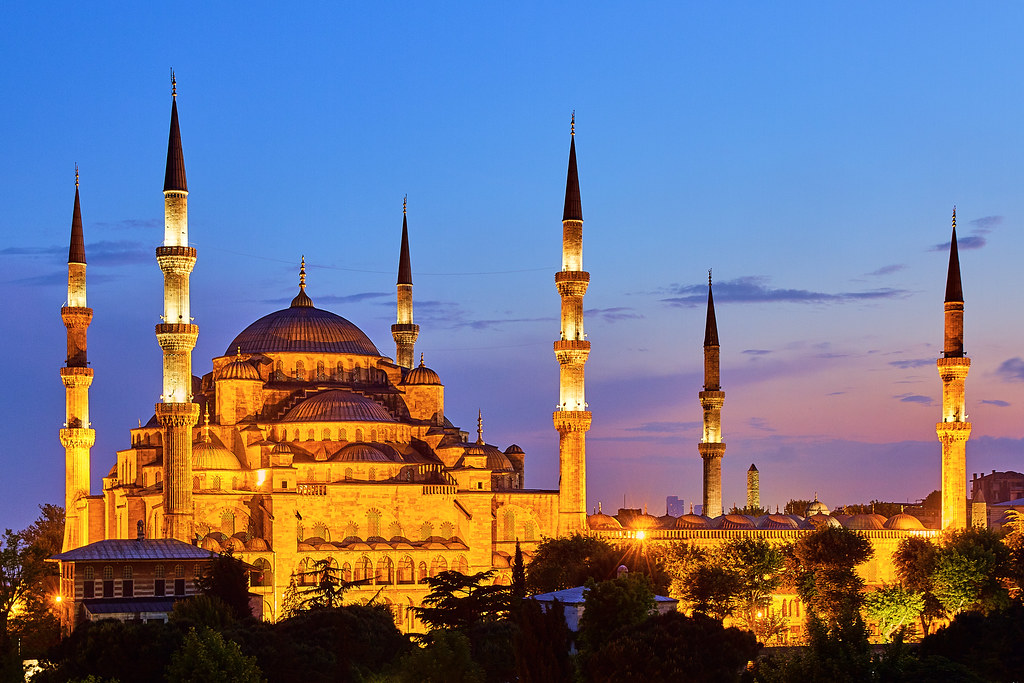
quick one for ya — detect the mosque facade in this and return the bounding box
[59,83,974,636]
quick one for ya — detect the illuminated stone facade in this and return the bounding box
[60,87,568,629]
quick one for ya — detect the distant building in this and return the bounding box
[971,470,1024,505]
[665,496,685,517]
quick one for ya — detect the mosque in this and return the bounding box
[56,81,972,634]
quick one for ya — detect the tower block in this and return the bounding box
[392,197,419,369]
[60,168,95,552]
[937,209,970,530]
[157,76,200,541]
[554,115,591,535]
[699,273,725,518]
[747,464,760,511]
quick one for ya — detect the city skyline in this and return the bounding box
[4,4,1024,530]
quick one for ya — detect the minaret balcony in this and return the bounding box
[553,410,592,432]
[61,307,93,326]
[59,427,96,449]
[555,271,590,297]
[155,323,199,352]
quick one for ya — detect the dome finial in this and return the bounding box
[477,409,484,444]
[708,268,712,286]
[236,346,242,359]
[75,163,79,188]
[403,194,407,216]
[571,110,575,137]
[419,352,425,367]
[171,68,176,98]
[952,205,957,231]
[289,256,314,307]
[200,404,211,442]
[299,256,306,290]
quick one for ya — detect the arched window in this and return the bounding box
[341,563,352,582]
[336,361,344,380]
[376,557,394,584]
[344,468,353,481]
[103,566,113,580]
[430,556,447,577]
[397,556,414,584]
[316,361,325,381]
[312,522,330,542]
[794,599,800,617]
[213,476,222,491]
[323,428,331,441]
[274,360,284,381]
[354,556,373,582]
[174,564,184,578]
[440,522,455,539]
[344,521,359,538]
[220,510,234,535]
[368,468,376,482]
[251,558,272,587]
[452,556,469,575]
[295,361,305,380]
[502,509,516,541]
[84,566,95,581]
[299,558,316,586]
[338,428,347,441]
[367,509,381,538]
[419,522,434,540]
[417,561,428,583]
[522,521,537,541]
[387,521,403,539]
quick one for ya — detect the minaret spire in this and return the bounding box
[477,410,484,445]
[698,272,726,518]
[392,196,419,368]
[554,113,591,535]
[156,79,200,541]
[61,167,95,551]
[937,206,970,529]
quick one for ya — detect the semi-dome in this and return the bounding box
[758,514,800,530]
[336,443,401,463]
[226,294,380,356]
[884,513,925,530]
[588,512,622,530]
[714,514,757,530]
[807,513,842,529]
[283,390,396,423]
[193,441,241,470]
[217,355,261,381]
[403,356,442,385]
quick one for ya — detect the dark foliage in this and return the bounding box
[464,619,518,683]
[584,611,759,683]
[515,598,571,683]
[196,551,252,620]
[526,534,669,595]
[34,619,179,683]
[917,602,1024,682]
[415,570,510,630]
[577,574,655,656]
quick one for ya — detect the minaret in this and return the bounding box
[937,208,970,530]
[60,166,95,552]
[698,271,725,518]
[747,464,760,511]
[156,73,200,541]
[554,113,591,535]
[392,196,418,369]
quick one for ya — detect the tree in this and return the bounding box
[720,537,785,631]
[1003,509,1024,597]
[678,563,741,621]
[511,541,526,601]
[415,570,510,631]
[526,534,669,595]
[917,602,1024,682]
[165,626,264,683]
[783,499,812,516]
[396,630,483,683]
[586,611,759,683]
[893,535,943,636]
[930,527,1010,616]
[863,584,924,642]
[514,597,570,683]
[788,525,873,628]
[196,552,252,620]
[577,573,655,656]
[281,559,363,617]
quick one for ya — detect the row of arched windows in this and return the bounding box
[297,555,469,586]
[276,426,405,443]
[270,360,385,384]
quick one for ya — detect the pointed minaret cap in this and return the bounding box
[562,111,583,222]
[69,164,86,264]
[748,463,757,472]
[398,195,412,285]
[945,207,963,303]
[704,270,719,347]
[476,409,484,445]
[163,70,188,193]
[290,256,314,308]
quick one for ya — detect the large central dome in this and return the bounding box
[226,277,380,356]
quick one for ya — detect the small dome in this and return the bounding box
[271,442,293,454]
[714,514,757,530]
[223,537,246,553]
[588,513,622,530]
[504,444,524,455]
[336,443,400,463]
[492,552,512,568]
[246,537,270,552]
[675,514,710,529]
[200,535,223,552]
[884,513,925,530]
[758,514,799,530]
[627,513,661,530]
[657,514,678,528]
[404,357,442,386]
[283,390,395,423]
[807,513,842,529]
[217,357,261,381]
[193,441,241,470]
[844,514,884,530]
[805,499,830,517]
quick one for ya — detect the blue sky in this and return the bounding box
[3,3,1024,530]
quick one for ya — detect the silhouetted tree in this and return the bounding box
[196,551,252,620]
[788,525,872,628]
[514,597,570,683]
[893,535,943,635]
[931,527,1010,616]
[526,534,669,594]
[415,570,510,631]
[511,540,526,601]
[397,630,483,683]
[165,626,264,682]
[577,573,654,656]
